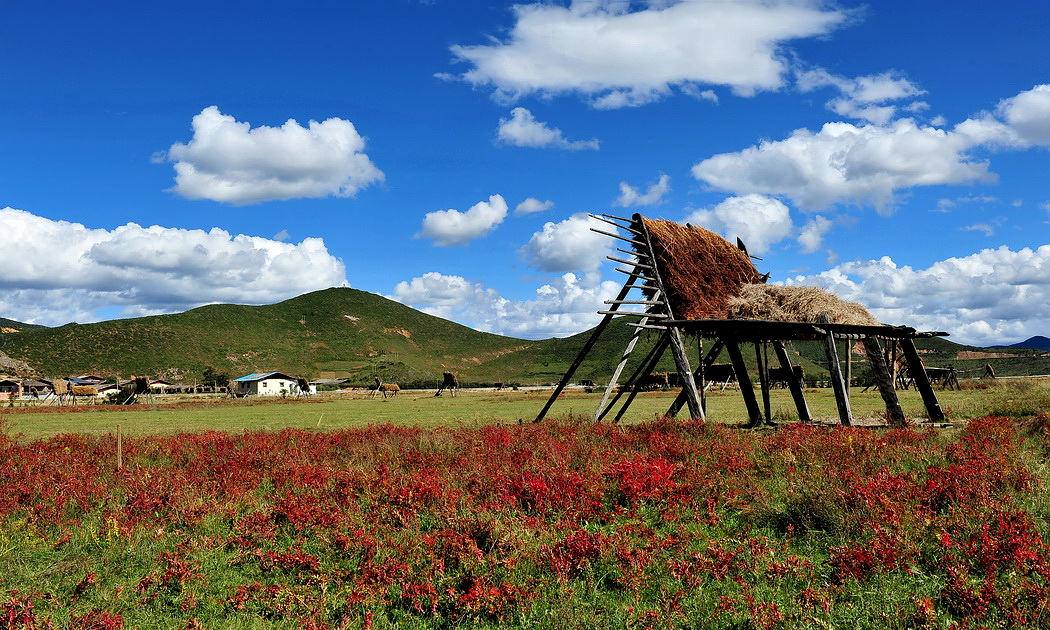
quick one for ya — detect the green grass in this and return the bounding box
[7,377,1048,442]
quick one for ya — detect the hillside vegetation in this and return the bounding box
[1,287,1047,385]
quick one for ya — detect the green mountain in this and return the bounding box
[2,288,1046,386]
[0,317,47,332]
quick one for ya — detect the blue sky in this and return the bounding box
[1,0,1048,346]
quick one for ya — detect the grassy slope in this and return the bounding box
[1,288,532,383]
[2,288,1048,384]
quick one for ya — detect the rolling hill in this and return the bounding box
[2,287,1047,386]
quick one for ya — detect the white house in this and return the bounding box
[232,372,313,397]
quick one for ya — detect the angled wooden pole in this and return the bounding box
[818,315,853,426]
[635,214,703,420]
[898,338,946,423]
[755,341,772,425]
[666,338,725,418]
[613,332,673,424]
[534,263,646,422]
[772,340,811,423]
[597,331,670,422]
[593,292,663,422]
[725,340,763,427]
[862,337,907,427]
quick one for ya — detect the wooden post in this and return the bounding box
[818,315,853,426]
[755,341,772,425]
[635,215,703,421]
[844,340,852,392]
[772,340,811,423]
[593,302,660,422]
[726,340,763,427]
[899,338,946,423]
[534,264,646,422]
[597,332,670,422]
[667,328,704,420]
[697,337,706,416]
[666,338,725,418]
[613,333,674,424]
[862,337,907,428]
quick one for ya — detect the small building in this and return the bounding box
[149,379,175,393]
[232,372,312,397]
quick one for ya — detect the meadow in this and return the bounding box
[1,379,1049,628]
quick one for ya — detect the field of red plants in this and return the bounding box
[2,413,1049,628]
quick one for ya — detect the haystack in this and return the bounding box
[727,284,880,326]
[639,218,763,319]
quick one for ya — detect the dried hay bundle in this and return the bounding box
[639,218,763,319]
[52,379,68,395]
[71,385,98,396]
[727,284,881,326]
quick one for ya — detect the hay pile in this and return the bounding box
[639,218,763,319]
[727,284,881,326]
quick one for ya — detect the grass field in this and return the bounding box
[3,378,1050,442]
[2,379,1049,628]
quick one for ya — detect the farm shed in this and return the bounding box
[233,372,313,397]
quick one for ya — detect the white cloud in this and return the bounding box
[446,0,848,107]
[996,84,1050,146]
[417,195,508,246]
[0,207,347,326]
[797,215,833,253]
[692,119,996,213]
[515,197,555,215]
[391,270,621,339]
[683,194,793,255]
[614,174,670,207]
[163,106,384,204]
[783,245,1050,346]
[797,69,925,124]
[691,85,1050,214]
[497,108,599,150]
[522,213,614,272]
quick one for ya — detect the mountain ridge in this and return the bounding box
[2,288,1047,385]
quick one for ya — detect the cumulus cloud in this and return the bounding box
[163,106,384,204]
[391,270,621,339]
[522,213,614,272]
[996,84,1050,146]
[692,84,1050,214]
[797,215,833,254]
[515,197,555,215]
[417,195,508,246]
[614,174,671,207]
[797,69,925,124]
[497,108,599,150]
[692,119,996,213]
[684,194,793,255]
[0,207,347,325]
[446,0,848,107]
[783,245,1050,346]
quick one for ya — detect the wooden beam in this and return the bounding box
[612,333,673,424]
[862,337,907,428]
[818,315,853,426]
[589,227,646,247]
[666,338,725,418]
[594,311,665,422]
[898,338,946,423]
[634,214,703,421]
[772,340,811,423]
[725,340,763,427]
[755,341,772,425]
[534,266,641,422]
